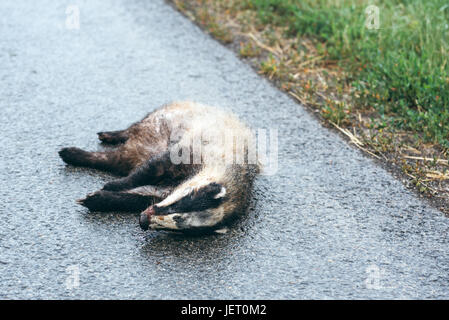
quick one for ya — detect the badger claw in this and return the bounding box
[76,192,96,206]
[75,191,106,211]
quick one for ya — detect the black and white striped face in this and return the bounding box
[139,182,227,231]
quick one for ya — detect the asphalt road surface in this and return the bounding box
[1,0,449,299]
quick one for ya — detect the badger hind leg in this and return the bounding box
[59,147,106,170]
[59,147,133,176]
[97,129,129,145]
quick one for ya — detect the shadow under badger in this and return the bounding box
[59,102,260,232]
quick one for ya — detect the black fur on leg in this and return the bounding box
[77,190,154,212]
[59,147,131,176]
[102,151,195,191]
[97,130,129,145]
[102,177,133,191]
[59,147,93,167]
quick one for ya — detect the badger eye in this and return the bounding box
[154,182,226,215]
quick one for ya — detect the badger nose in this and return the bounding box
[139,206,155,230]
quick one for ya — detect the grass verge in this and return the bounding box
[169,0,449,214]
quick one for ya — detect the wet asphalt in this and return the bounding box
[1,0,449,299]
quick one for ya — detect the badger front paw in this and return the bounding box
[77,191,109,212]
[77,190,153,212]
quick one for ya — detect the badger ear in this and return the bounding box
[201,182,226,199]
[213,185,227,199]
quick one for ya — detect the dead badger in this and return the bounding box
[59,102,260,232]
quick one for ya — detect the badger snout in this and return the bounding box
[139,206,155,230]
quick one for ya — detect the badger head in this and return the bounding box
[139,182,228,232]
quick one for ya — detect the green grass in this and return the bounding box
[240,0,449,148]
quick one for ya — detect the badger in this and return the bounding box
[59,102,260,232]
